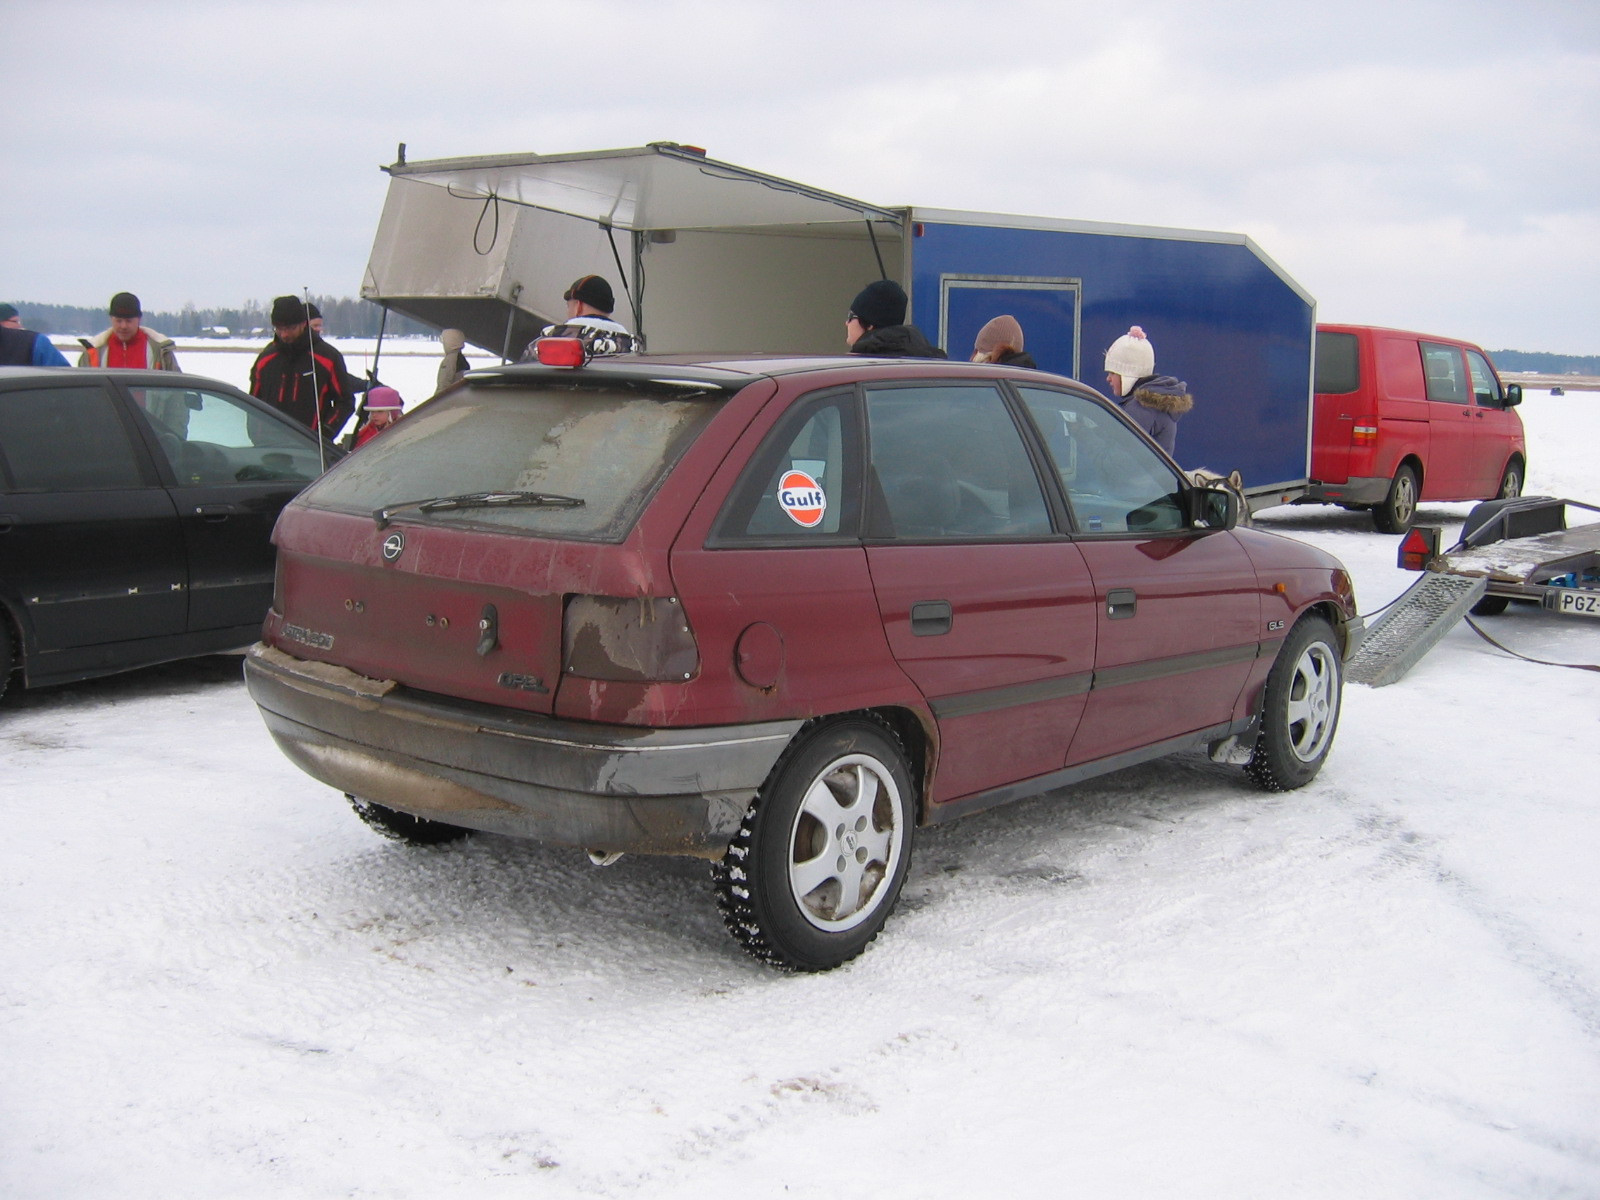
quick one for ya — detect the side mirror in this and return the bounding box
[1186,485,1239,531]
[1504,383,1522,408]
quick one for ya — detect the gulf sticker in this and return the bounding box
[778,469,827,528]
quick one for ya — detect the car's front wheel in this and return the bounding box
[713,717,915,971]
[1246,616,1342,792]
[347,794,472,845]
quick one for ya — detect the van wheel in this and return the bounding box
[1372,465,1419,534]
[1246,616,1342,792]
[1496,460,1523,500]
[712,718,915,971]
[347,794,472,845]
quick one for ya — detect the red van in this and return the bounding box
[1307,325,1526,532]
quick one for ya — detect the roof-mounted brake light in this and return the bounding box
[535,337,589,368]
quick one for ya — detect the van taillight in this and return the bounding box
[1352,423,1378,445]
[562,595,699,682]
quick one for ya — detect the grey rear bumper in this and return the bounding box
[244,644,803,857]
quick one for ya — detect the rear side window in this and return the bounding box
[865,385,1051,540]
[1314,331,1359,395]
[0,385,146,491]
[1421,343,1469,404]
[298,381,727,540]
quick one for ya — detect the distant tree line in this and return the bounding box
[1490,349,1600,375]
[11,296,437,339]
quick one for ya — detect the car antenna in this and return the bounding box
[304,287,326,476]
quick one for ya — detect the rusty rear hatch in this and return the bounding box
[263,364,752,712]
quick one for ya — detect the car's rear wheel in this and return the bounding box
[713,717,915,971]
[1246,616,1342,792]
[347,794,472,845]
[1372,464,1419,534]
[1496,459,1524,500]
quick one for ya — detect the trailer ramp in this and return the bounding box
[1345,573,1486,687]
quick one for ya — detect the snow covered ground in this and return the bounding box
[3,383,1597,1198]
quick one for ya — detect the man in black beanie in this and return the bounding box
[248,295,355,438]
[521,274,637,358]
[76,291,181,370]
[845,279,945,359]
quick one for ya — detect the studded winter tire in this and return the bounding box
[1246,616,1342,792]
[347,794,472,846]
[712,717,915,971]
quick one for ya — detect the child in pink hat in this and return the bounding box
[355,386,404,448]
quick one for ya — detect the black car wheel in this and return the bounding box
[1246,616,1342,792]
[1372,464,1419,534]
[347,794,472,845]
[713,717,915,971]
[0,616,15,702]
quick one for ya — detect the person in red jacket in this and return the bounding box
[249,296,354,439]
[354,386,404,448]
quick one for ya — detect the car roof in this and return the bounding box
[463,354,1094,392]
[0,366,254,393]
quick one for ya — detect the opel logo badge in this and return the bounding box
[381,531,405,562]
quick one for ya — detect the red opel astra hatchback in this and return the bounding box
[246,350,1361,970]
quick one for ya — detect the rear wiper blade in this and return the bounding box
[374,491,585,529]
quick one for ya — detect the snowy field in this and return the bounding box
[3,376,1598,1198]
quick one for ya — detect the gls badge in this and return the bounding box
[381,531,406,562]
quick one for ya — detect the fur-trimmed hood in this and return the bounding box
[1130,375,1193,416]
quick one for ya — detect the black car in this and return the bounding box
[0,367,334,698]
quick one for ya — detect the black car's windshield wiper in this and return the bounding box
[374,491,585,529]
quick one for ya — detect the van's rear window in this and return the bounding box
[1314,332,1360,395]
[297,381,727,540]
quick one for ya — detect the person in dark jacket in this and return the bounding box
[971,315,1037,368]
[1102,325,1193,458]
[846,280,946,359]
[249,296,354,439]
[0,304,69,366]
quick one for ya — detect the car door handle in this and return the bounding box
[193,503,242,520]
[910,600,953,637]
[1106,588,1137,619]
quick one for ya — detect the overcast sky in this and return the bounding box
[4,0,1596,353]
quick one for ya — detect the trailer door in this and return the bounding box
[938,276,1081,377]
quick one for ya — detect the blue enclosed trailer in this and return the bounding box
[364,143,1314,500]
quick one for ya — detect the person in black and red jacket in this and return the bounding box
[249,296,355,439]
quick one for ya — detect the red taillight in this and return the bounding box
[562,595,699,682]
[1352,423,1378,445]
[535,337,588,368]
[1397,526,1441,571]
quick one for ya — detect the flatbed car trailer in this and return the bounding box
[1425,496,1600,619]
[1344,496,1599,686]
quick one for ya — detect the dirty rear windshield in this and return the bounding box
[297,380,728,540]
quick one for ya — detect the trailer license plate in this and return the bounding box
[1553,591,1600,617]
